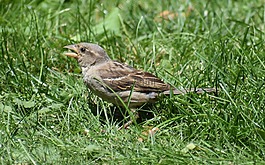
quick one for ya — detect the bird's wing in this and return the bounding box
[163,88,217,95]
[97,61,170,93]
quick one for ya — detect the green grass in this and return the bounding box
[1,0,265,164]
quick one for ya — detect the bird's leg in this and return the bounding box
[118,109,139,130]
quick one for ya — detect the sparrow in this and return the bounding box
[63,43,216,108]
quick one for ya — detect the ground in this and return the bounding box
[0,0,265,164]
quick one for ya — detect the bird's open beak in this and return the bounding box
[63,44,79,59]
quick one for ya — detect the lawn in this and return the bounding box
[1,0,265,164]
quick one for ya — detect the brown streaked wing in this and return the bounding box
[98,61,170,93]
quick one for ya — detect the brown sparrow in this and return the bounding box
[63,43,216,108]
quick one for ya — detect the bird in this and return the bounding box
[63,42,216,109]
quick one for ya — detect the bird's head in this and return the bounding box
[64,43,110,67]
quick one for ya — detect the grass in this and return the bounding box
[1,0,265,164]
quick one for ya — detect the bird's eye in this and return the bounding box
[80,47,86,52]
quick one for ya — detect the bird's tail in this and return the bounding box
[163,88,217,95]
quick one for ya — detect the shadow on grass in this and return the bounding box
[88,102,155,128]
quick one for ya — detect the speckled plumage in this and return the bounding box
[64,43,216,108]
